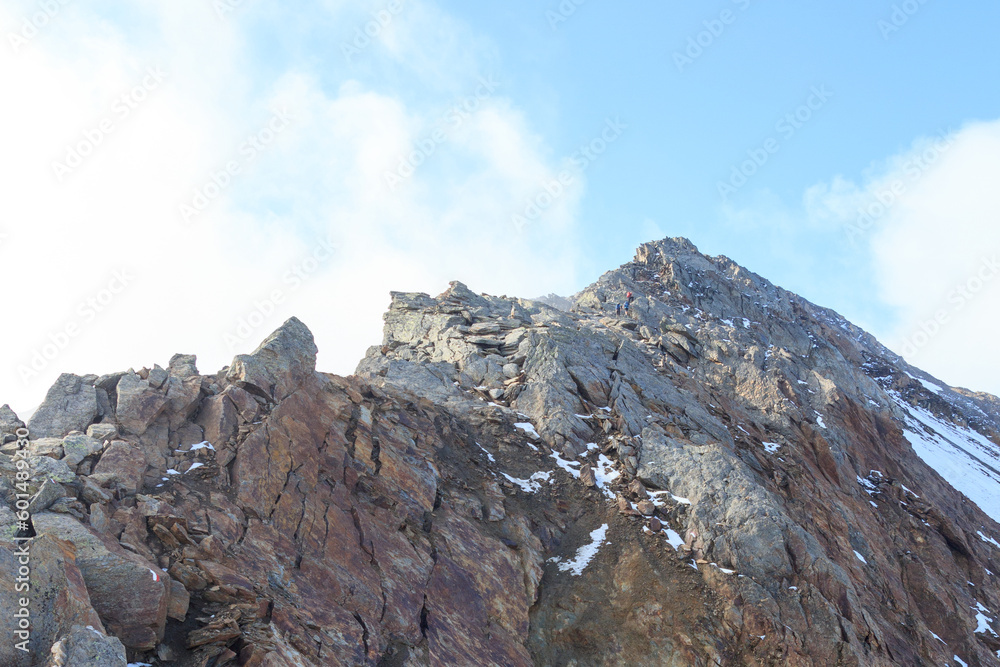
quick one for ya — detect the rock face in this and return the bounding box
[27,373,97,439]
[0,238,999,666]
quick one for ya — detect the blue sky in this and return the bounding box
[2,0,999,415]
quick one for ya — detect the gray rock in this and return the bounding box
[47,624,127,667]
[0,405,24,444]
[86,423,118,442]
[0,535,108,667]
[61,434,104,469]
[114,372,168,436]
[30,456,76,485]
[167,353,199,378]
[227,316,318,402]
[31,513,169,651]
[147,363,168,390]
[28,478,66,513]
[28,437,64,459]
[27,374,98,439]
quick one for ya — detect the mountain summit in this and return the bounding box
[2,237,999,666]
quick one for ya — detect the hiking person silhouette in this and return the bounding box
[616,303,622,316]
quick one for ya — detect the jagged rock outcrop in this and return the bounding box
[1,240,999,666]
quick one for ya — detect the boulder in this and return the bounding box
[114,372,168,436]
[45,624,127,667]
[167,353,199,378]
[61,434,104,469]
[85,423,118,442]
[90,441,147,494]
[0,404,24,444]
[196,393,239,448]
[27,374,98,439]
[28,479,66,514]
[30,456,76,485]
[147,364,168,390]
[31,513,169,651]
[227,317,318,402]
[28,437,64,459]
[0,535,106,666]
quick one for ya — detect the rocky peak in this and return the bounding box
[2,239,999,666]
[226,316,318,402]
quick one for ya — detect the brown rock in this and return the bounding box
[170,563,210,592]
[187,620,241,648]
[167,577,190,621]
[91,441,147,494]
[617,494,630,512]
[628,478,649,499]
[636,500,656,516]
[580,464,597,487]
[196,394,239,448]
[0,535,106,666]
[30,513,169,651]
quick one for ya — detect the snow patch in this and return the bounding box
[549,524,609,576]
[664,529,685,550]
[894,395,1000,524]
[762,441,781,454]
[853,550,868,564]
[514,422,540,439]
[477,443,495,463]
[973,602,997,636]
[502,471,552,493]
[593,455,620,497]
[550,451,581,479]
[978,531,1000,549]
[930,631,946,644]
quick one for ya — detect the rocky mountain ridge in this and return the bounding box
[2,237,999,666]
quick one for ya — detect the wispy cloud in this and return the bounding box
[0,0,584,416]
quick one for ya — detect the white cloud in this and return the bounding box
[0,0,585,418]
[806,120,1000,394]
